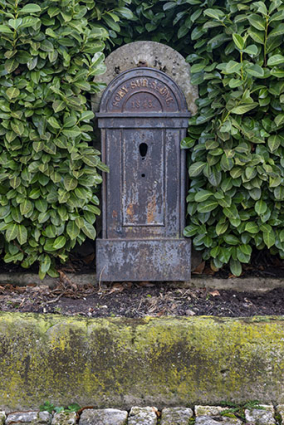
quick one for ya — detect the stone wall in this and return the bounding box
[1,313,284,411]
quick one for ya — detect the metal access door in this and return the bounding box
[96,67,191,281]
[123,128,164,228]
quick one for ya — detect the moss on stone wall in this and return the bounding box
[0,313,284,411]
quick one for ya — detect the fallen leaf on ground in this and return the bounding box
[138,281,155,287]
[204,267,215,275]
[107,282,130,295]
[82,253,95,264]
[185,309,196,316]
[2,284,14,291]
[14,286,26,293]
[58,270,78,291]
[60,263,77,272]
[209,290,220,297]
[192,261,205,274]
[156,309,167,316]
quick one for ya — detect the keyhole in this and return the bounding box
[139,143,148,160]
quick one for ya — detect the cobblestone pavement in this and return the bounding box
[1,404,283,425]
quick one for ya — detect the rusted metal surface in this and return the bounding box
[96,240,191,282]
[96,67,191,281]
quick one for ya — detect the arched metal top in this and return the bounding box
[98,67,189,116]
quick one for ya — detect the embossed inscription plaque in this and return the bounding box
[96,67,191,281]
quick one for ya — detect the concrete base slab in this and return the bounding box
[96,239,191,282]
[0,272,284,293]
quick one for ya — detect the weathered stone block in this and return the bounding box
[195,406,226,416]
[195,417,242,425]
[0,412,5,425]
[276,404,284,422]
[6,412,51,425]
[195,406,242,425]
[51,412,77,425]
[245,405,276,424]
[128,406,157,425]
[160,407,193,425]
[79,409,128,425]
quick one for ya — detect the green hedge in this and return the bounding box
[0,0,132,278]
[1,0,284,277]
[183,0,284,275]
[117,0,284,276]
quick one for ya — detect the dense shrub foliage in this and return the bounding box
[1,0,284,277]
[0,0,132,278]
[182,0,284,275]
[121,0,284,276]
[173,0,284,276]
